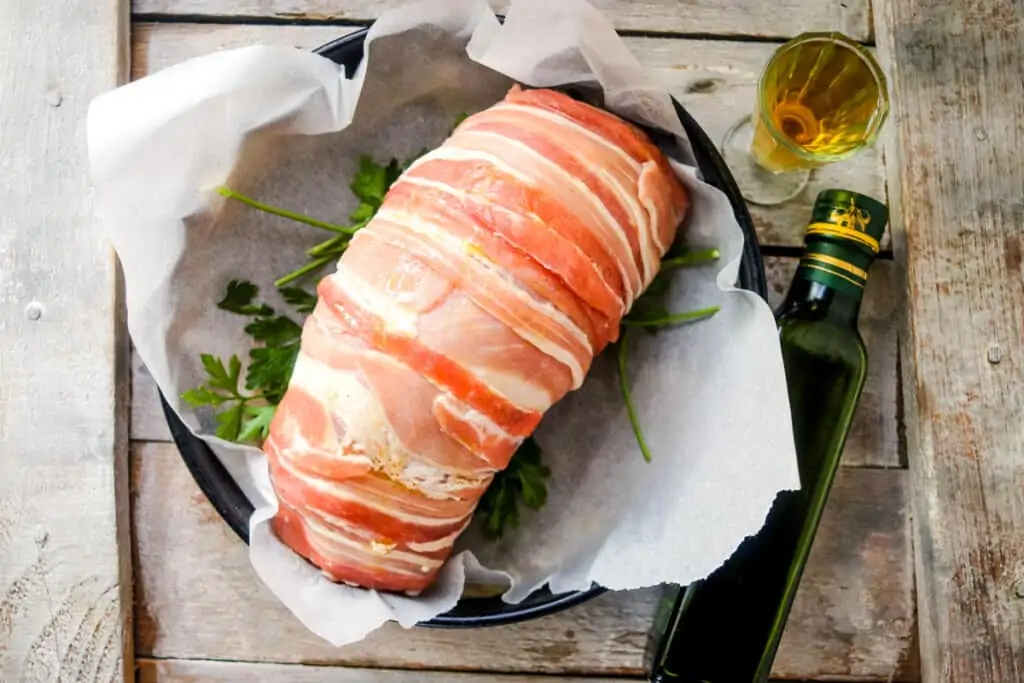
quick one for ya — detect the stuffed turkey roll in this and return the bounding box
[263,85,689,593]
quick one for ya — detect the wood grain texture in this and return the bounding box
[131,442,915,679]
[132,0,872,42]
[0,0,133,681]
[137,658,624,682]
[134,257,901,467]
[772,468,918,681]
[765,258,901,468]
[874,0,1024,680]
[130,23,888,250]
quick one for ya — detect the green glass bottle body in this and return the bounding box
[645,189,886,683]
[756,275,869,676]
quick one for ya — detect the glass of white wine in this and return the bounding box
[721,32,890,206]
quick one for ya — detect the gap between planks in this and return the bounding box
[131,443,917,680]
[134,657,904,682]
[137,657,626,682]
[130,0,874,43]
[133,14,833,47]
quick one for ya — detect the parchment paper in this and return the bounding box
[87,0,800,646]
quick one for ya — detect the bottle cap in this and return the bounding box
[806,189,889,255]
[797,190,889,296]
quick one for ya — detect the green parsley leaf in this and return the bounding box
[199,353,241,395]
[238,404,276,444]
[477,437,551,540]
[349,203,376,225]
[279,286,318,314]
[488,483,521,539]
[243,315,302,347]
[346,153,419,226]
[245,343,300,404]
[215,402,246,442]
[186,354,243,404]
[350,154,391,208]
[181,385,228,407]
[186,280,306,443]
[519,464,549,509]
[217,280,266,315]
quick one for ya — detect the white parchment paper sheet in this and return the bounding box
[87,0,800,647]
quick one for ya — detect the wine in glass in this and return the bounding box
[722,32,890,206]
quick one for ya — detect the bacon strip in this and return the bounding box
[263,86,689,593]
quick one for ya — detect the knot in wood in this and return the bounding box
[25,302,43,321]
[987,344,1003,364]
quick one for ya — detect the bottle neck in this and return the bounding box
[780,275,862,327]
[779,233,876,327]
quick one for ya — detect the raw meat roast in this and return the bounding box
[263,85,690,593]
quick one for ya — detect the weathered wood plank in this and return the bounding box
[0,0,133,681]
[772,468,919,681]
[130,23,888,250]
[133,256,901,467]
[874,0,1024,680]
[765,258,900,468]
[132,0,872,42]
[138,658,624,682]
[131,442,915,679]
[130,23,352,81]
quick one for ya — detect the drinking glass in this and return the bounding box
[721,32,890,206]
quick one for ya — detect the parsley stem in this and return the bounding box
[275,255,335,288]
[660,248,721,271]
[307,234,349,258]
[622,305,720,328]
[217,186,357,235]
[616,328,653,463]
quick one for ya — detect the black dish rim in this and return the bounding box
[161,26,767,629]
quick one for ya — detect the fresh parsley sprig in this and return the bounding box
[477,437,550,540]
[216,187,354,235]
[616,247,722,462]
[182,281,311,443]
[272,152,429,287]
[482,248,722,535]
[186,152,419,444]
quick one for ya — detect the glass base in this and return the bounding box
[721,115,810,206]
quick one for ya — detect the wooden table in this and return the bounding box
[2,0,1021,681]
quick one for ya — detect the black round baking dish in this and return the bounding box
[161,26,767,629]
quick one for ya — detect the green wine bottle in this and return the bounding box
[645,189,889,683]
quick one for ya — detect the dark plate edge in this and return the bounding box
[159,25,766,629]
